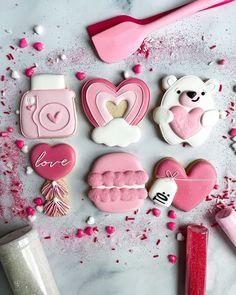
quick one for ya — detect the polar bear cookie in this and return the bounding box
[149,158,217,212]
[153,75,222,146]
[82,78,150,147]
[87,153,149,213]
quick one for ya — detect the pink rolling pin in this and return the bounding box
[185,225,209,295]
[215,208,236,247]
[88,0,235,63]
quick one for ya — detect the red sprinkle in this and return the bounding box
[153,254,159,258]
[218,59,226,65]
[132,64,142,74]
[76,72,86,80]
[140,234,148,240]
[219,84,223,92]
[1,75,5,81]
[0,132,9,137]
[146,209,152,214]
[156,239,161,246]
[19,38,28,48]
[33,197,43,206]
[125,216,135,221]
[33,42,44,51]
[44,236,51,240]
[167,222,176,231]
[15,140,25,149]
[105,226,116,235]
[168,210,177,219]
[26,206,36,216]
[229,128,236,137]
[152,208,161,217]
[210,45,217,49]
[168,254,177,264]
[77,229,85,238]
[84,226,93,236]
[7,127,13,133]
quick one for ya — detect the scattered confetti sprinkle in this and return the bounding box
[168,254,177,264]
[76,71,86,80]
[18,38,28,48]
[33,42,44,51]
[105,225,116,235]
[132,64,142,74]
[167,222,176,231]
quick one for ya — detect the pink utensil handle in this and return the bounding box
[215,208,236,247]
[185,225,209,295]
[144,0,231,33]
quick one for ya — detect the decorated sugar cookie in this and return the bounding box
[149,158,217,212]
[153,75,223,146]
[20,74,77,138]
[82,78,150,147]
[30,143,76,217]
[87,153,149,212]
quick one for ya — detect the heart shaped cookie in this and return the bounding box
[82,78,150,127]
[30,143,76,180]
[152,158,217,211]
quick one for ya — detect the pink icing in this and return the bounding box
[155,158,217,212]
[20,89,77,138]
[41,180,68,200]
[170,106,204,139]
[81,78,150,127]
[30,143,76,181]
[88,170,148,187]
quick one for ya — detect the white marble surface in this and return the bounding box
[0,0,236,294]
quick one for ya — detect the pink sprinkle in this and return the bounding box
[218,59,226,65]
[167,222,176,231]
[214,184,219,190]
[25,67,36,77]
[168,255,177,264]
[7,127,13,133]
[0,132,9,137]
[156,239,161,245]
[33,42,44,51]
[15,140,25,149]
[93,226,99,233]
[1,75,5,81]
[210,45,217,50]
[77,229,85,238]
[132,64,142,74]
[26,206,36,216]
[76,72,86,81]
[168,210,177,219]
[219,84,223,92]
[152,208,161,217]
[33,197,43,206]
[105,225,116,235]
[19,38,28,48]
[229,128,236,137]
[84,226,93,236]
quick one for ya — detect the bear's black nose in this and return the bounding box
[187,91,197,98]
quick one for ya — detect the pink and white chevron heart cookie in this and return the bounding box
[82,78,150,147]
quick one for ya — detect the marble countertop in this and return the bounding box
[0,0,236,294]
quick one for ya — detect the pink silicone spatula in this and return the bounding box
[87,0,234,63]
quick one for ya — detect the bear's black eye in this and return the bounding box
[201,92,205,96]
[177,90,181,94]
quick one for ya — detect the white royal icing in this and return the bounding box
[92,118,141,147]
[149,177,177,207]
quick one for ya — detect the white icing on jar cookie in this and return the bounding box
[153,75,223,147]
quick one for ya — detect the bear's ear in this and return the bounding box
[162,75,177,90]
[205,79,220,94]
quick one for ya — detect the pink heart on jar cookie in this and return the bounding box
[149,158,217,212]
[82,78,150,147]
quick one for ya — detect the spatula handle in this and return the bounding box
[144,0,233,33]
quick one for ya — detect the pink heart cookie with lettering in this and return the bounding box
[30,143,76,181]
[81,78,150,127]
[170,106,204,139]
[155,158,217,211]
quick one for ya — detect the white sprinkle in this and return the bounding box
[123,71,130,79]
[36,205,44,213]
[21,145,29,153]
[5,29,12,34]
[60,54,67,61]
[6,162,13,170]
[11,70,20,80]
[176,232,185,241]
[52,181,57,187]
[53,197,59,202]
[219,110,227,119]
[15,109,20,115]
[33,25,44,35]
[86,216,95,225]
[233,85,236,93]
[28,215,37,222]
[232,136,236,142]
[56,58,60,63]
[34,63,39,68]
[26,166,33,175]
[208,61,214,66]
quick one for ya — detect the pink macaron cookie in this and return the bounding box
[87,153,149,213]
